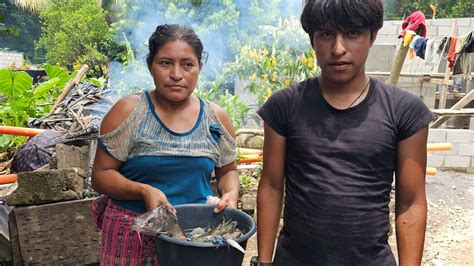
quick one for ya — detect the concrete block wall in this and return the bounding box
[376,18,474,46]
[369,74,437,108]
[0,51,24,69]
[428,129,474,172]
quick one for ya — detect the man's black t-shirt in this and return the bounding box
[257,77,434,265]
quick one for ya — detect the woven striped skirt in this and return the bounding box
[92,195,159,265]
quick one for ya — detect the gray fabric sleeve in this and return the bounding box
[97,96,143,162]
[206,102,238,167]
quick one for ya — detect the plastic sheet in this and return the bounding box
[28,82,119,137]
[130,204,183,237]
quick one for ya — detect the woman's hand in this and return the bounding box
[214,191,239,213]
[141,184,171,212]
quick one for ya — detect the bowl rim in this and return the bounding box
[157,203,256,248]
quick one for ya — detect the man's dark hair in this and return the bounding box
[301,0,384,45]
[146,24,206,68]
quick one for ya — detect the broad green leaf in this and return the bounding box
[44,64,70,88]
[0,69,33,99]
[34,77,60,100]
[89,77,106,87]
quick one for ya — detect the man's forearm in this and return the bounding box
[396,201,427,266]
[257,183,284,263]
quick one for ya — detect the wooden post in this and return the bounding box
[387,27,423,86]
[49,64,89,115]
[387,44,410,85]
[438,21,457,109]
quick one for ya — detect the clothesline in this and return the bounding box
[397,11,473,80]
[401,30,473,79]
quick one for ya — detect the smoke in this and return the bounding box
[107,0,304,94]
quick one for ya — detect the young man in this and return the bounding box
[255,0,433,265]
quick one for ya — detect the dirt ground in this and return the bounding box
[242,170,474,265]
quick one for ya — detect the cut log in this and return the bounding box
[236,128,264,136]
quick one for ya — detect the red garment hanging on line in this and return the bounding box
[399,11,427,38]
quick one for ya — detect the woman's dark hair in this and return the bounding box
[301,0,384,45]
[146,24,205,67]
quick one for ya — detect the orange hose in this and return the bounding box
[0,126,45,137]
[427,143,452,152]
[426,167,437,176]
[0,174,18,184]
[238,153,262,164]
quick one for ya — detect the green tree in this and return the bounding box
[383,0,474,19]
[0,1,41,63]
[7,0,124,13]
[36,0,115,77]
[0,5,18,37]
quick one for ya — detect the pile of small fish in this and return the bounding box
[130,206,245,253]
[174,218,245,253]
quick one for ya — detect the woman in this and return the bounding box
[91,24,239,265]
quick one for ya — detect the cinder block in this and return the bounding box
[427,155,444,168]
[458,27,473,36]
[444,156,471,168]
[459,144,474,156]
[446,129,472,143]
[427,27,438,36]
[374,35,394,45]
[438,26,454,36]
[5,168,85,206]
[378,25,399,35]
[456,18,471,26]
[383,20,396,26]
[428,129,447,142]
[432,19,453,26]
[52,143,91,173]
[470,118,474,130]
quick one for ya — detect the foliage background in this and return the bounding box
[0,0,473,142]
[36,0,117,77]
[383,0,473,19]
[0,0,41,61]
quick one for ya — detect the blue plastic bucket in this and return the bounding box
[156,204,256,266]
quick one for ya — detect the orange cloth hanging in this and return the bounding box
[447,37,458,69]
